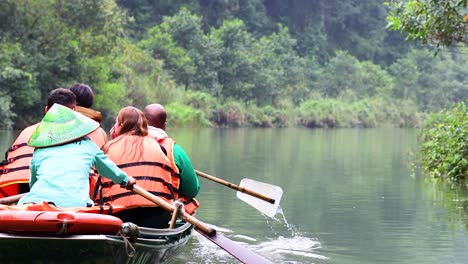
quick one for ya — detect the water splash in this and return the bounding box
[185,208,328,263]
[264,206,298,237]
[259,207,329,262]
[255,236,328,262]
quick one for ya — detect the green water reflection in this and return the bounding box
[1,128,467,264]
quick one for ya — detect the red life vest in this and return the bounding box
[157,136,200,214]
[98,136,180,208]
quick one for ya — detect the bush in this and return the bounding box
[419,102,468,181]
[181,90,219,121]
[165,102,210,128]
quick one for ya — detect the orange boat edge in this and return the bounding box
[0,201,125,235]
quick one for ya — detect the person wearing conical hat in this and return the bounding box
[18,104,136,208]
[0,88,77,198]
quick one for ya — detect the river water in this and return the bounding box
[1,128,467,263]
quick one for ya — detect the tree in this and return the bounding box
[315,51,393,99]
[211,19,256,101]
[389,48,468,111]
[158,8,222,94]
[0,0,129,128]
[251,25,306,105]
[386,0,468,49]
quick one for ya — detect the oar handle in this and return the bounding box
[132,185,216,237]
[0,193,26,205]
[195,170,275,204]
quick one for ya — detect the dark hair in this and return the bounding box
[69,83,94,108]
[47,88,76,109]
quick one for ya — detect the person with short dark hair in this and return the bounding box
[69,83,102,123]
[69,83,107,147]
[69,83,94,108]
[17,104,135,208]
[0,88,78,198]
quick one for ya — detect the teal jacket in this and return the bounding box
[18,138,128,208]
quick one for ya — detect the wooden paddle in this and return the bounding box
[132,185,215,236]
[195,170,275,203]
[195,170,283,218]
[0,193,25,205]
[131,184,272,264]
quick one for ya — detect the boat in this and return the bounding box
[0,202,193,264]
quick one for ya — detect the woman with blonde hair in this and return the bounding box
[97,106,179,227]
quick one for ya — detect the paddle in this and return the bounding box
[131,184,272,264]
[195,170,283,218]
[0,193,25,205]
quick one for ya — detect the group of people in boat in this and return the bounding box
[0,84,200,228]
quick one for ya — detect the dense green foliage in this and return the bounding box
[386,0,467,50]
[386,0,467,185]
[419,102,467,181]
[0,0,467,130]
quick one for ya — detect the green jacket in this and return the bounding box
[148,126,200,199]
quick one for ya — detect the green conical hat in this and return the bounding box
[28,103,99,147]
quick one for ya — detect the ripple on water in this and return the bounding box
[188,219,328,264]
[255,235,329,263]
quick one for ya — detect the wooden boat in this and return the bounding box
[0,203,193,264]
[0,184,277,264]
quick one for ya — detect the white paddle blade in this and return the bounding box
[236,178,283,219]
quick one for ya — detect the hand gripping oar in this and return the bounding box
[131,184,272,264]
[195,170,283,218]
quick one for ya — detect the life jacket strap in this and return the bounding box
[99,203,114,215]
[118,161,180,178]
[1,153,32,167]
[101,191,173,203]
[7,143,28,153]
[100,175,179,194]
[0,166,30,175]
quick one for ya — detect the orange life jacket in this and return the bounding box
[87,127,108,149]
[97,136,180,209]
[75,106,107,147]
[158,137,179,174]
[0,125,106,198]
[157,136,200,214]
[0,124,38,198]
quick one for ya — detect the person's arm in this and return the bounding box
[94,148,130,186]
[173,143,199,199]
